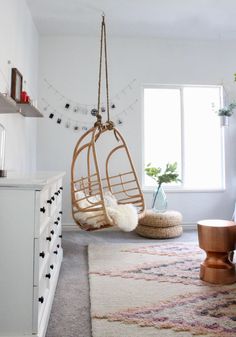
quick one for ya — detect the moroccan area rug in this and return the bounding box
[88,242,236,337]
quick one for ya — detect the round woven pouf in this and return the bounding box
[136,210,183,239]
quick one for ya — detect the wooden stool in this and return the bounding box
[197,219,236,284]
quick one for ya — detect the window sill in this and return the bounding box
[142,188,226,193]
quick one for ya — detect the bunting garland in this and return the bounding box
[41,78,138,132]
[41,96,138,131]
[43,78,136,115]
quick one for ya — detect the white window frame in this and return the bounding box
[142,84,226,193]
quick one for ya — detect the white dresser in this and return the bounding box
[0,172,65,337]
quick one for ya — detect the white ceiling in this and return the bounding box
[26,0,236,40]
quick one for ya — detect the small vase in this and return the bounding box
[220,116,229,127]
[152,185,167,213]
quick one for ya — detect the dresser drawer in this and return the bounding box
[51,212,62,234]
[39,187,50,226]
[39,224,50,252]
[51,241,61,260]
[49,182,58,217]
[38,226,50,277]
[50,180,62,211]
[38,262,50,329]
[37,183,61,234]
[50,240,62,283]
[56,179,63,207]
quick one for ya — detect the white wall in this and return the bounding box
[38,35,236,226]
[0,0,39,172]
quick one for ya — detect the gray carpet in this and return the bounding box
[46,228,198,337]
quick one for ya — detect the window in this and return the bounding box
[143,85,224,190]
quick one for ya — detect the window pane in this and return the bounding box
[144,88,182,187]
[183,87,223,189]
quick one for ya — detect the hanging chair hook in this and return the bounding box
[94,111,102,128]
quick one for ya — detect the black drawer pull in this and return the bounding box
[54,221,58,225]
[46,236,52,242]
[57,244,60,248]
[40,207,46,213]
[39,251,45,258]
[53,250,58,255]
[38,296,44,303]
[50,264,54,270]
[58,190,61,194]
[60,187,63,190]
[57,217,60,221]
[59,235,62,238]
[59,211,63,214]
[51,230,54,235]
[51,196,55,201]
[45,273,51,279]
[55,192,59,196]
[47,199,52,204]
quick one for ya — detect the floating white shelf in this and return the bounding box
[0,92,43,117]
[17,103,43,117]
[0,93,17,114]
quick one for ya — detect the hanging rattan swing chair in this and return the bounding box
[71,15,145,231]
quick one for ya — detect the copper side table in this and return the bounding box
[197,219,236,284]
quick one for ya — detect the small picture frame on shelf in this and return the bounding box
[11,68,23,103]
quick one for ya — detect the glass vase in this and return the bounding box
[152,185,167,213]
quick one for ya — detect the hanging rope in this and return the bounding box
[96,15,113,129]
[103,16,110,122]
[97,15,104,123]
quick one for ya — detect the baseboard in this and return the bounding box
[62,223,80,231]
[62,222,197,231]
[183,222,197,230]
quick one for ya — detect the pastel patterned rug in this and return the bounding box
[88,242,236,337]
